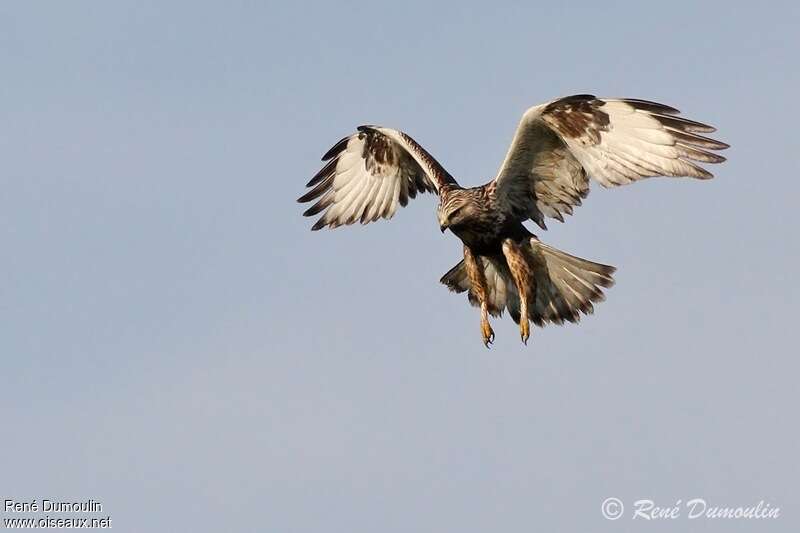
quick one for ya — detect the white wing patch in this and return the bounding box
[493,95,729,228]
[299,126,441,230]
[549,99,727,187]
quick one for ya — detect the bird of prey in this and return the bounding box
[298,94,727,346]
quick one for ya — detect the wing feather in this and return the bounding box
[299,126,457,230]
[493,94,728,228]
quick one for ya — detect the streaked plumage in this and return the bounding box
[298,94,728,346]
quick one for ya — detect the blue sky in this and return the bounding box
[1,1,798,531]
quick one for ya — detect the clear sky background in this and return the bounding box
[2,1,798,531]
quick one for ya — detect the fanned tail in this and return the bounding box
[527,239,615,326]
[440,238,615,327]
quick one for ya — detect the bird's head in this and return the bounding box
[437,190,474,233]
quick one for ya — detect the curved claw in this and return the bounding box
[520,320,530,345]
[484,333,494,349]
[481,321,495,348]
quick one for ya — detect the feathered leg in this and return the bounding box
[502,239,534,344]
[463,245,494,347]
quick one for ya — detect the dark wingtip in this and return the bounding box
[297,190,318,204]
[302,196,332,216]
[321,136,350,162]
[653,113,718,133]
[307,159,337,187]
[622,98,681,115]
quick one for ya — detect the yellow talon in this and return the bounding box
[481,320,495,348]
[520,320,530,345]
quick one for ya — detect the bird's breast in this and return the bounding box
[450,221,503,255]
[450,214,532,256]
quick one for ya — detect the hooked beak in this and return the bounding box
[439,223,448,233]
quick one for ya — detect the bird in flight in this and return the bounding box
[298,94,727,346]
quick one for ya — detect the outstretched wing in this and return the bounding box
[493,94,729,229]
[298,126,457,230]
